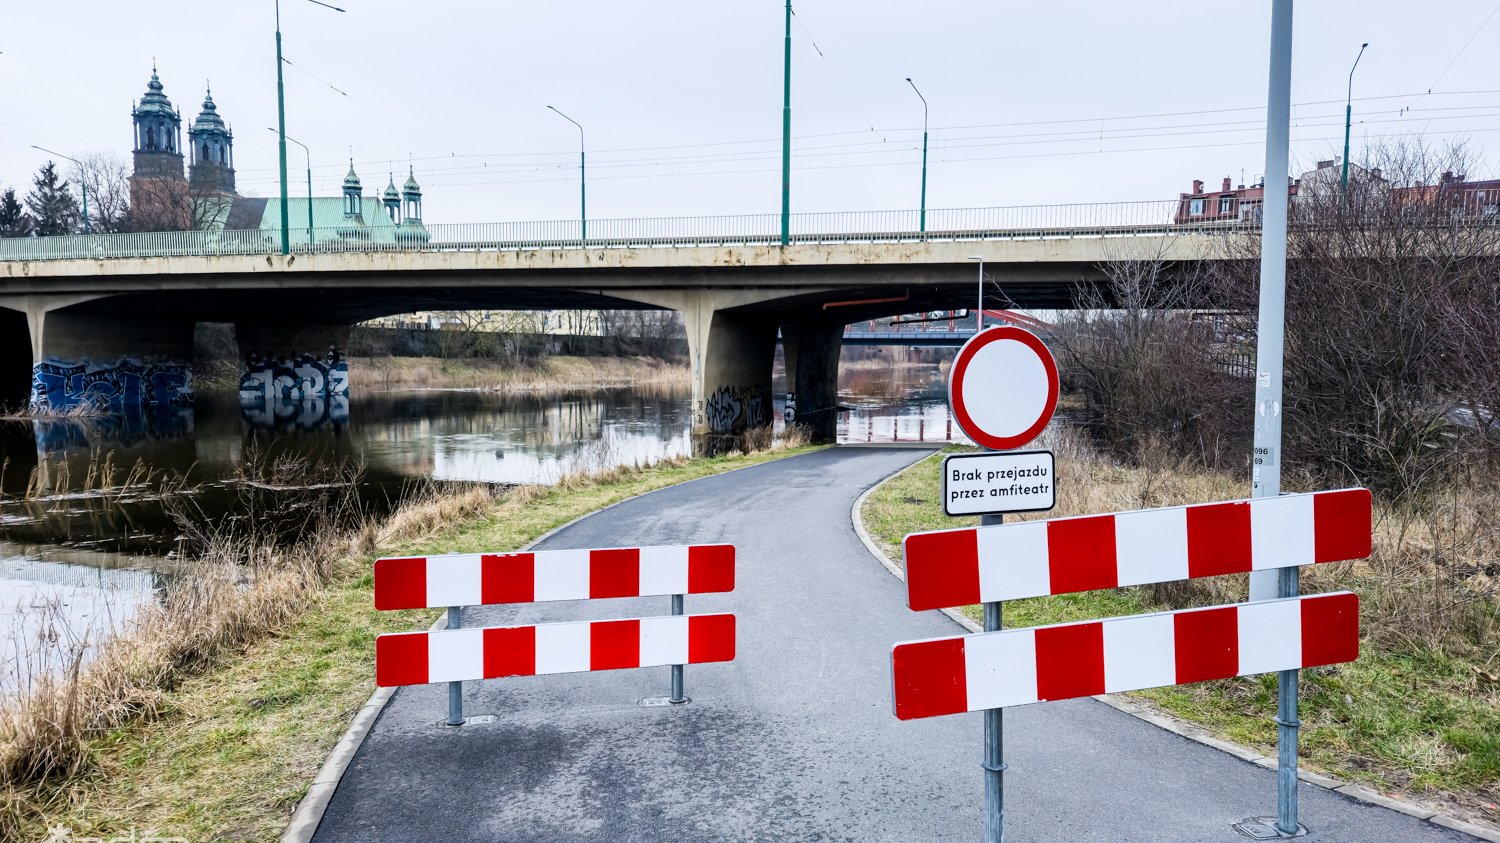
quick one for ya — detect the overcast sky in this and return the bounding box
[2,1,1498,224]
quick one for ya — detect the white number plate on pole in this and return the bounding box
[942,450,1055,517]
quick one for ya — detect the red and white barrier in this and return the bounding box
[374,544,735,611]
[890,592,1359,720]
[903,489,1370,611]
[376,613,737,687]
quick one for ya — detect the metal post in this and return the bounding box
[969,256,985,331]
[306,164,314,245]
[1249,0,1300,835]
[980,512,1004,842]
[547,106,585,246]
[906,78,928,237]
[1341,43,1368,196]
[80,183,89,235]
[446,606,464,726]
[780,0,792,247]
[670,593,687,704]
[275,0,290,256]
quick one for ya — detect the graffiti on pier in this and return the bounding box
[240,394,350,433]
[239,348,349,402]
[31,358,193,411]
[702,385,768,433]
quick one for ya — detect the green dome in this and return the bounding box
[402,166,421,195]
[343,160,362,189]
[134,69,179,119]
[383,175,399,201]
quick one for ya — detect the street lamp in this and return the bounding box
[30,146,87,234]
[906,78,928,237]
[780,0,792,247]
[268,128,314,246]
[546,105,586,245]
[969,255,985,331]
[276,0,344,256]
[1341,42,1369,195]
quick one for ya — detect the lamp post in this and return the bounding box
[969,255,984,331]
[275,0,344,256]
[1341,42,1368,196]
[780,0,792,246]
[268,128,314,246]
[906,78,928,237]
[547,105,586,245]
[30,146,87,234]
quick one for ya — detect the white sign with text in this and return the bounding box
[942,450,1056,517]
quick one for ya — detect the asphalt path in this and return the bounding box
[316,446,1472,842]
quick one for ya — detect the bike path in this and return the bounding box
[316,446,1470,842]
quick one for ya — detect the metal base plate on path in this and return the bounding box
[639,696,691,707]
[439,714,497,728]
[1233,818,1308,839]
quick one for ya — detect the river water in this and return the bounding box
[0,359,963,687]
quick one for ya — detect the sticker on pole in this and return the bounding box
[942,450,1055,516]
[948,326,1058,451]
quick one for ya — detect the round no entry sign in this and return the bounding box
[948,326,1059,451]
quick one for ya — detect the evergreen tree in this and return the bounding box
[0,187,33,237]
[26,162,81,236]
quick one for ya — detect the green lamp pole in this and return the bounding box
[547,106,586,245]
[269,128,314,245]
[30,146,87,234]
[906,77,928,237]
[1341,42,1368,196]
[780,0,792,246]
[275,0,344,255]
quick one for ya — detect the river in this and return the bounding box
[0,359,963,688]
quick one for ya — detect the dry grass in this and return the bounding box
[354,355,689,393]
[861,426,1500,827]
[1,428,816,840]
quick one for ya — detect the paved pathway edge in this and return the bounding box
[847,461,1500,843]
[280,447,825,843]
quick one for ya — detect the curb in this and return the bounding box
[848,455,1500,843]
[281,445,827,843]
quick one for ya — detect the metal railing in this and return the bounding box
[0,200,1251,263]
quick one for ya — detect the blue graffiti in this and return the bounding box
[31,359,194,411]
[239,348,349,402]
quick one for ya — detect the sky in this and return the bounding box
[2,1,1498,225]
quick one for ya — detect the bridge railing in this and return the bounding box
[0,200,1238,263]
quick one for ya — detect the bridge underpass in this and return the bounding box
[0,220,1228,443]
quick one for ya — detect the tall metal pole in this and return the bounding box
[906,78,928,236]
[780,0,792,247]
[271,129,314,247]
[1341,42,1368,196]
[969,256,985,331]
[276,0,290,255]
[980,514,1004,842]
[274,0,343,255]
[1249,0,1300,835]
[548,106,586,246]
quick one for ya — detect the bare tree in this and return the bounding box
[70,152,132,233]
[126,176,228,232]
[1207,137,1500,500]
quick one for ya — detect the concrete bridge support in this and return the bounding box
[780,321,843,443]
[0,295,195,410]
[617,290,783,445]
[234,321,352,402]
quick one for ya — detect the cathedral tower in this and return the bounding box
[188,85,236,195]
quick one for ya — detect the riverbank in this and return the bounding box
[192,355,689,394]
[1,437,816,841]
[859,431,1500,831]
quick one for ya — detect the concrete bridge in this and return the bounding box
[0,202,1235,440]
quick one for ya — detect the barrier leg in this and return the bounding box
[981,512,1005,843]
[446,606,464,726]
[670,594,687,704]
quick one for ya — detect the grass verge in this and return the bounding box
[859,429,1500,829]
[4,442,818,842]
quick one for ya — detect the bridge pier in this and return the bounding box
[234,321,352,402]
[0,296,196,411]
[780,321,843,443]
